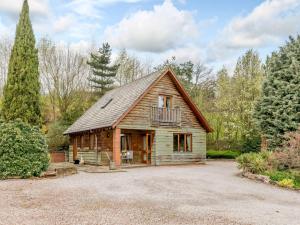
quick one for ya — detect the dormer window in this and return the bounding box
[158,95,172,109]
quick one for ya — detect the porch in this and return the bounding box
[70,128,154,167]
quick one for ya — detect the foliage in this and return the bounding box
[87,43,119,96]
[241,134,261,153]
[209,50,264,150]
[115,49,151,86]
[272,128,300,169]
[278,178,294,188]
[1,0,41,126]
[236,152,271,174]
[46,121,69,151]
[206,150,241,159]
[264,170,294,182]
[254,36,300,149]
[0,120,49,179]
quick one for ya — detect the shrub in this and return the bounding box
[272,128,300,170]
[46,121,69,151]
[207,150,241,159]
[241,134,261,153]
[236,152,271,174]
[0,120,49,179]
[264,170,294,182]
[278,179,294,188]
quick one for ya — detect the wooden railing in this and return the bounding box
[150,106,181,127]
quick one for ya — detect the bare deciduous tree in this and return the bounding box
[38,38,90,122]
[0,37,12,96]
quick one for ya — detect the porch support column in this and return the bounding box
[113,128,121,166]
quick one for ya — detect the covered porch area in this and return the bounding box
[113,128,155,167]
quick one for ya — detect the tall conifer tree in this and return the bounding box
[254,36,300,148]
[87,43,118,96]
[2,0,41,126]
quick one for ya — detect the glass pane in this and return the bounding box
[121,136,126,150]
[158,96,164,108]
[173,134,178,152]
[179,134,185,152]
[186,135,192,152]
[166,96,171,109]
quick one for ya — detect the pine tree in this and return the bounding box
[254,36,300,149]
[87,43,118,96]
[2,0,41,126]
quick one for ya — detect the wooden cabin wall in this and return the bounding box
[118,73,203,130]
[68,130,113,165]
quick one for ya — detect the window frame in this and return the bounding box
[173,133,192,153]
[158,95,173,109]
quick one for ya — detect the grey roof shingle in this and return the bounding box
[64,70,162,134]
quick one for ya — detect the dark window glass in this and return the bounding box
[179,134,185,152]
[173,134,178,152]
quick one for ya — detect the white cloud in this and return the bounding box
[0,0,50,17]
[104,0,199,53]
[161,45,203,64]
[208,0,300,61]
[53,15,75,33]
[66,0,142,19]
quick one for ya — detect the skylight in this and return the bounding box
[101,98,113,109]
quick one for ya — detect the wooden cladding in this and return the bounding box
[150,106,181,127]
[173,133,192,152]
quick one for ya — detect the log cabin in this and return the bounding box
[64,68,213,166]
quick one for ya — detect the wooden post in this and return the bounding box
[73,137,78,161]
[113,128,121,166]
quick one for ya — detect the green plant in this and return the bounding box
[264,170,294,182]
[278,179,294,188]
[46,121,69,151]
[236,152,271,174]
[0,120,49,179]
[207,150,241,159]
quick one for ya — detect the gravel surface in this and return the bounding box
[0,161,299,225]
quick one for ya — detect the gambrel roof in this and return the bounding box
[64,69,213,134]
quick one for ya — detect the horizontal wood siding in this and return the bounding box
[118,73,203,130]
[68,149,112,165]
[154,128,206,165]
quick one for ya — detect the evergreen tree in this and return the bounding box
[87,43,118,96]
[254,36,300,148]
[2,0,41,126]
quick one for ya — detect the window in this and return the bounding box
[173,134,192,152]
[158,95,172,109]
[101,98,113,109]
[121,134,132,151]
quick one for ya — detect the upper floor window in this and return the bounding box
[158,95,172,109]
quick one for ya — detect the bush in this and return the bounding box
[272,128,300,170]
[236,152,271,174]
[278,179,294,188]
[241,135,261,153]
[207,150,241,159]
[46,121,69,151]
[0,120,49,179]
[264,170,294,182]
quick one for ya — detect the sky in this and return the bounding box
[0,0,300,72]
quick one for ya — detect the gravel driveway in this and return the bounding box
[0,161,299,225]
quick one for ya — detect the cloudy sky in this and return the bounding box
[0,0,300,71]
